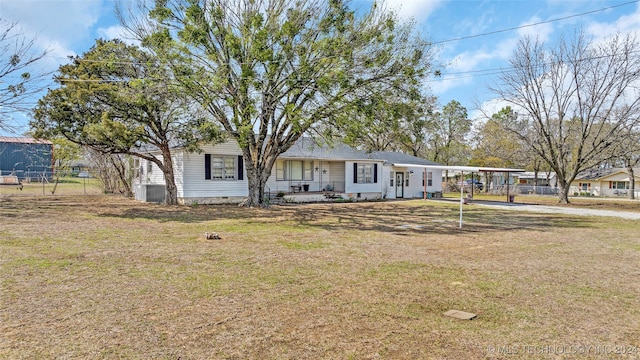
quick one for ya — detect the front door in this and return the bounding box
[396,172,404,198]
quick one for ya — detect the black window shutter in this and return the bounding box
[353,163,358,183]
[237,155,244,180]
[204,154,211,180]
[374,164,378,183]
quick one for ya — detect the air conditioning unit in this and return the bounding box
[135,184,166,203]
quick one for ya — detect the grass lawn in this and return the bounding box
[0,177,103,197]
[1,195,639,359]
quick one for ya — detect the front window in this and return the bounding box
[276,160,314,181]
[422,171,433,186]
[612,181,628,189]
[211,156,236,180]
[357,164,373,184]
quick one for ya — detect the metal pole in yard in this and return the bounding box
[459,170,464,228]
[423,168,427,200]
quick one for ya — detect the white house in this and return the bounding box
[134,138,444,204]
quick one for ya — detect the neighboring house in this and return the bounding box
[571,167,640,197]
[0,136,53,182]
[515,171,558,195]
[515,171,557,187]
[69,159,92,176]
[134,138,443,204]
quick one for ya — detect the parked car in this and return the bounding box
[470,179,483,190]
[78,171,91,178]
[456,180,483,190]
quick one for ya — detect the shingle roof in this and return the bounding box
[575,167,640,180]
[281,139,441,166]
[516,171,557,179]
[368,151,441,166]
[280,138,372,160]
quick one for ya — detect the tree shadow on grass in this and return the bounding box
[283,201,593,235]
[0,195,255,224]
[0,196,594,234]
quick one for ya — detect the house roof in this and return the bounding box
[516,171,557,179]
[281,139,444,166]
[0,136,52,145]
[575,167,640,181]
[280,138,376,161]
[368,151,441,166]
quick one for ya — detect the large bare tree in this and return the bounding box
[0,19,50,132]
[490,30,640,203]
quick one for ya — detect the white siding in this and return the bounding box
[327,162,344,191]
[345,161,384,200]
[180,141,247,202]
[382,166,443,199]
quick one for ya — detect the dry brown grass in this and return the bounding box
[1,195,639,359]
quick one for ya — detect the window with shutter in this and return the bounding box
[205,155,237,180]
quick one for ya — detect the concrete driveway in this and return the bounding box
[470,200,640,220]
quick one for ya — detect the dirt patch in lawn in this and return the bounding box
[1,196,639,359]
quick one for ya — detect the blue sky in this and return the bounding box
[1,0,640,135]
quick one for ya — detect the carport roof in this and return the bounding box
[387,164,525,173]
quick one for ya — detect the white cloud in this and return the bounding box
[586,3,640,39]
[517,15,554,42]
[97,25,127,41]
[0,0,103,43]
[384,0,445,23]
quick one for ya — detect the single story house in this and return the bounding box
[571,167,640,197]
[134,138,443,204]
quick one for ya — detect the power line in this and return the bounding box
[49,0,639,67]
[432,0,640,45]
[44,1,640,85]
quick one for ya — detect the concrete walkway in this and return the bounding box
[469,200,640,220]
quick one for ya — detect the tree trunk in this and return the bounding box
[159,144,178,205]
[628,165,635,200]
[557,180,570,204]
[243,165,270,207]
[109,155,133,197]
[163,168,179,205]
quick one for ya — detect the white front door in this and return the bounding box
[396,172,404,198]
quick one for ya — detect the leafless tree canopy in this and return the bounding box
[0,19,51,132]
[490,30,640,203]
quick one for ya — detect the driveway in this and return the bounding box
[470,200,640,220]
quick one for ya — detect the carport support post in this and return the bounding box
[472,172,476,197]
[459,170,464,228]
[505,171,510,202]
[423,168,427,200]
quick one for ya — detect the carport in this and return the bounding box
[390,164,525,228]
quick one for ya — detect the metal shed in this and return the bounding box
[0,137,54,182]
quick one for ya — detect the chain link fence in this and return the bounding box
[0,169,104,197]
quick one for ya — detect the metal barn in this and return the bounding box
[0,137,54,182]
